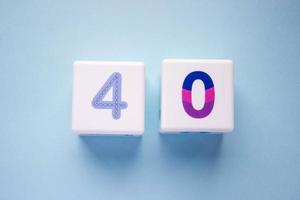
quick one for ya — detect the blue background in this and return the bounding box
[1,0,300,199]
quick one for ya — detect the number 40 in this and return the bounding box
[92,71,215,120]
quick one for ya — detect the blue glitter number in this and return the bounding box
[92,72,128,120]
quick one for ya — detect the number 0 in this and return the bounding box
[182,71,215,118]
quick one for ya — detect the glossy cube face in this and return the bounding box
[72,61,145,135]
[160,59,234,133]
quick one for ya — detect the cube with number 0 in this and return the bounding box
[160,59,234,133]
[72,61,145,135]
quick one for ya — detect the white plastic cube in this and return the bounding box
[72,61,145,135]
[160,59,234,133]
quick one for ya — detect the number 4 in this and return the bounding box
[92,72,128,120]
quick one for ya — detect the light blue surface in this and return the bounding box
[0,0,300,199]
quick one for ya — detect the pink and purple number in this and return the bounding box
[182,71,215,118]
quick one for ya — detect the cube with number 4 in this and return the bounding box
[72,61,145,135]
[160,59,234,133]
